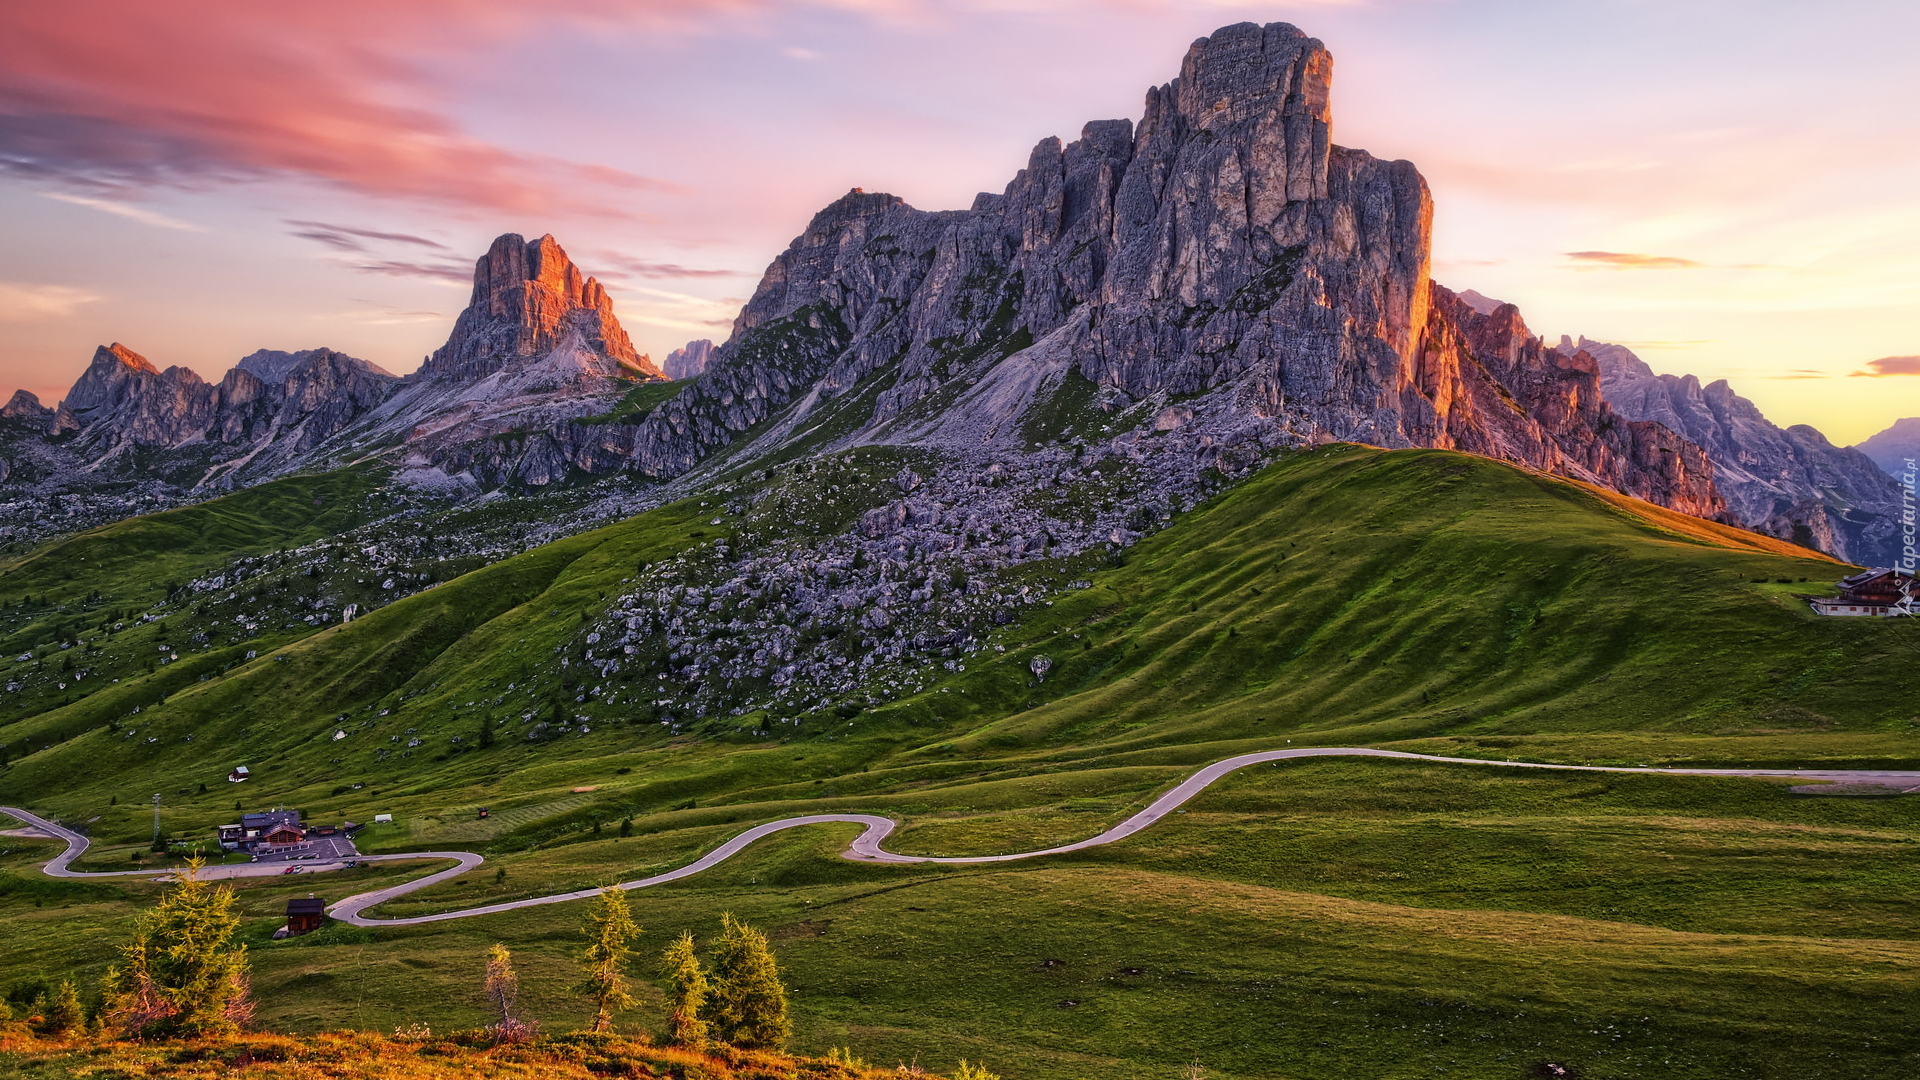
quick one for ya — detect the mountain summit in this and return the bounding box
[576,21,1722,519]
[423,233,656,383]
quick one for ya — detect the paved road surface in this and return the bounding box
[7,748,1918,927]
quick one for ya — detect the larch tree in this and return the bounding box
[659,931,710,1046]
[100,857,253,1039]
[483,943,533,1042]
[703,914,789,1049]
[575,886,640,1033]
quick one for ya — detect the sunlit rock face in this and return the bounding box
[339,233,670,487]
[1568,335,1906,563]
[598,21,1724,518]
[423,233,658,383]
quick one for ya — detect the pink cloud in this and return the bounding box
[0,1,725,217]
[1851,356,1920,377]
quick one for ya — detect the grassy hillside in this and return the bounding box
[0,469,388,620]
[2,445,1916,1078]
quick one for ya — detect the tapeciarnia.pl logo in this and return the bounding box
[1901,457,1917,575]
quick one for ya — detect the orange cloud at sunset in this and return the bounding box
[1565,251,1702,270]
[1852,356,1920,378]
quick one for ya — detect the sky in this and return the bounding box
[1,0,1916,445]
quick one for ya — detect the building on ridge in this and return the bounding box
[1809,568,1917,617]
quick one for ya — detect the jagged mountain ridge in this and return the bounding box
[0,233,661,501]
[1556,334,1904,565]
[1,342,399,490]
[9,21,1861,545]
[509,21,1724,519]
[1856,417,1920,479]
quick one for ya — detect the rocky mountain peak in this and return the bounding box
[603,19,1722,522]
[63,343,162,413]
[1167,22,1329,186]
[664,339,715,381]
[1856,417,1920,478]
[424,232,657,383]
[1,389,50,420]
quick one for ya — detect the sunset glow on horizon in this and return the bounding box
[3,0,1915,444]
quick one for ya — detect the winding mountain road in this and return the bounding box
[6,747,1918,928]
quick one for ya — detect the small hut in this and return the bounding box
[284,896,326,937]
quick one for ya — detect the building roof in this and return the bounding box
[286,898,325,915]
[240,810,301,831]
[1839,567,1914,588]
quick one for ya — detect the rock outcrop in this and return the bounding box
[1562,335,1904,564]
[334,233,668,486]
[423,233,657,383]
[0,390,51,422]
[567,22,1722,518]
[1857,418,1920,479]
[664,339,715,381]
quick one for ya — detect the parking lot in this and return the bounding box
[250,835,360,864]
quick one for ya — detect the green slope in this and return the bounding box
[3,444,1911,853]
[0,468,387,619]
[3,445,1919,1079]
[911,444,1916,760]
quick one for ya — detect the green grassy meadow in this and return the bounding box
[2,445,1917,1078]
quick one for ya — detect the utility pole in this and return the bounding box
[151,793,162,847]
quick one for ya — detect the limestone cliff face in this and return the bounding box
[585,21,1721,518]
[664,339,715,380]
[423,233,658,382]
[1566,335,1903,564]
[339,233,668,485]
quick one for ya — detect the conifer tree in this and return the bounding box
[575,886,639,1033]
[100,857,253,1038]
[659,931,709,1046]
[483,943,533,1042]
[43,979,84,1035]
[702,914,789,1049]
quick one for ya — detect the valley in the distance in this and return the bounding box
[1,19,1917,1080]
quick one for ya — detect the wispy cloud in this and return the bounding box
[344,259,473,284]
[593,251,747,281]
[40,191,203,231]
[1850,356,1920,378]
[0,281,100,322]
[286,220,447,252]
[320,306,447,326]
[1566,250,1702,270]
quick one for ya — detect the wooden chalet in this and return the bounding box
[1809,568,1917,617]
[216,809,305,851]
[282,896,326,937]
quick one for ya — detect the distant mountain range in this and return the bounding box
[1856,417,1920,478]
[0,20,1910,566]
[1550,336,1906,565]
